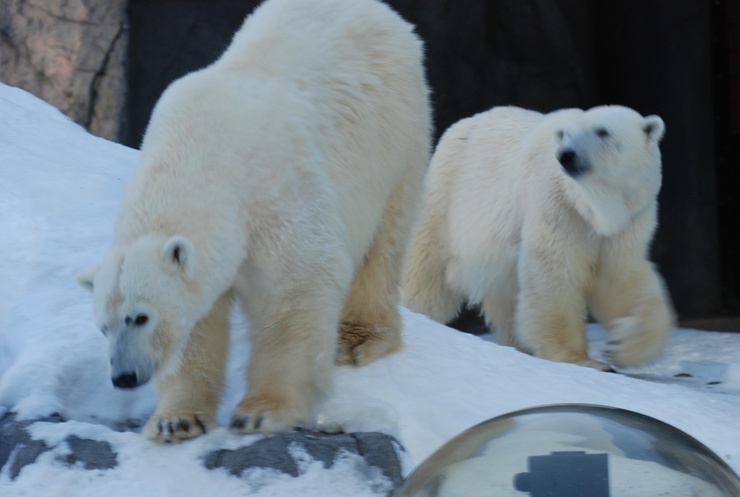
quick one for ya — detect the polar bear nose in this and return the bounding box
[112,372,139,389]
[558,149,587,176]
[558,149,576,169]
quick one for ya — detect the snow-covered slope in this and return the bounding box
[1,83,739,496]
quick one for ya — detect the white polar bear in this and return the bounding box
[404,105,674,370]
[78,0,430,442]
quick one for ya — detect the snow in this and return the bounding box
[1,82,739,495]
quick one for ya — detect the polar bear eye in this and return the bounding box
[595,127,609,138]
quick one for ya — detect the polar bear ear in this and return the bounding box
[162,235,196,278]
[76,266,98,292]
[643,115,665,142]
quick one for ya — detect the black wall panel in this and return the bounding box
[125,0,731,322]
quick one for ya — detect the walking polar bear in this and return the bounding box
[404,105,674,370]
[78,0,430,442]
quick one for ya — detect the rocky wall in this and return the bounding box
[0,0,128,141]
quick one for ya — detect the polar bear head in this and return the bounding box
[78,234,201,389]
[554,105,665,236]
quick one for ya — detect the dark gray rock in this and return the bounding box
[203,430,404,493]
[204,434,301,477]
[61,435,117,470]
[1,413,404,494]
[0,413,118,479]
[353,431,405,487]
[0,412,63,480]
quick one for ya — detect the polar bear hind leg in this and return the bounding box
[481,295,519,348]
[402,207,464,325]
[402,121,473,325]
[336,180,419,366]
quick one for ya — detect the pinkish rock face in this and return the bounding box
[0,0,128,141]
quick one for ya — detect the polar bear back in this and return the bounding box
[219,0,430,264]
[117,0,430,270]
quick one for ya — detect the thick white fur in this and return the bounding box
[79,0,430,442]
[404,105,674,370]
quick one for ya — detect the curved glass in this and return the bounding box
[396,404,740,497]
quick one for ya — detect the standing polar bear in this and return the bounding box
[404,105,674,370]
[78,0,430,442]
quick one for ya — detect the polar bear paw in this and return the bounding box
[604,315,667,368]
[143,411,214,444]
[230,395,304,434]
[538,349,614,372]
[575,358,615,372]
[336,322,401,366]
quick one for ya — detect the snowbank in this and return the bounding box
[1,83,739,496]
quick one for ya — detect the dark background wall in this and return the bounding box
[124,0,739,328]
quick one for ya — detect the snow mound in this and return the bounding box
[1,83,739,496]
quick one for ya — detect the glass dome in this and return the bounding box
[396,404,740,497]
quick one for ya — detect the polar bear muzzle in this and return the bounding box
[557,148,591,177]
[108,330,155,389]
[112,372,140,389]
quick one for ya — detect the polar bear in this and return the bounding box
[404,105,674,370]
[78,0,430,442]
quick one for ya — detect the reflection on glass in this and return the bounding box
[396,404,740,497]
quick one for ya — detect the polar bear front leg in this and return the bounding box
[591,260,674,368]
[515,247,611,371]
[516,296,608,370]
[231,289,341,433]
[143,292,231,443]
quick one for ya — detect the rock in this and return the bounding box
[0,412,118,478]
[0,0,128,141]
[204,434,302,477]
[0,412,64,480]
[62,435,117,470]
[203,430,404,492]
[0,413,403,494]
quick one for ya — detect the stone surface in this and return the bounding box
[0,412,403,494]
[0,0,128,141]
[203,430,404,491]
[62,435,117,470]
[0,412,118,478]
[0,412,65,480]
